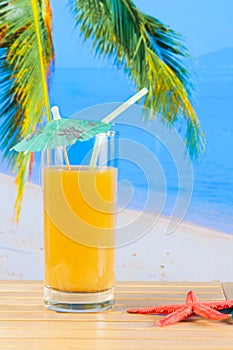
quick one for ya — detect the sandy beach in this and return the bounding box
[0,173,233,282]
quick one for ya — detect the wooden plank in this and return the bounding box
[0,300,43,307]
[0,319,232,331]
[0,313,158,322]
[0,287,224,300]
[0,300,229,321]
[0,320,156,330]
[222,283,233,299]
[0,283,225,296]
[1,285,222,293]
[0,292,225,303]
[0,283,42,291]
[0,311,157,321]
[0,327,233,339]
[1,308,231,322]
[116,292,226,304]
[115,281,223,287]
[116,288,224,294]
[0,291,42,297]
[0,338,233,350]
[0,281,42,285]
[0,280,223,289]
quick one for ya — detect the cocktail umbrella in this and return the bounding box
[11,119,112,153]
[12,88,148,169]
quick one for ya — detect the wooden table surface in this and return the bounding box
[0,281,232,349]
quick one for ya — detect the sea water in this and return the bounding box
[1,65,232,234]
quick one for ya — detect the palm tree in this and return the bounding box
[0,0,205,221]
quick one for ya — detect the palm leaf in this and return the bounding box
[0,0,54,220]
[0,0,204,222]
[70,0,205,156]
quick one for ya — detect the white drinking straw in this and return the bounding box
[51,106,71,169]
[51,105,61,120]
[90,87,148,167]
[101,87,148,123]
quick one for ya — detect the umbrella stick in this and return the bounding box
[51,106,71,170]
[63,147,71,170]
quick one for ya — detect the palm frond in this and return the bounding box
[70,0,205,156]
[0,0,54,220]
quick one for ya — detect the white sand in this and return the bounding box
[0,173,233,281]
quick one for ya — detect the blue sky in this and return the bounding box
[51,0,233,67]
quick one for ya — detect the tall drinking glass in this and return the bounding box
[42,131,118,312]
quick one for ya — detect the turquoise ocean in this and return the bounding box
[1,54,233,234]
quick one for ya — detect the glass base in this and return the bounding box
[44,285,115,312]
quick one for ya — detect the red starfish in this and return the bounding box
[127,290,233,327]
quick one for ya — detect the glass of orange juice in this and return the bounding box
[42,131,118,312]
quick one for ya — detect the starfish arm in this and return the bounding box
[156,305,193,327]
[186,290,198,304]
[127,304,182,315]
[193,304,231,320]
[203,300,233,310]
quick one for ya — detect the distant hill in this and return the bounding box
[198,47,233,68]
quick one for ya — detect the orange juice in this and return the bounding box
[43,166,117,293]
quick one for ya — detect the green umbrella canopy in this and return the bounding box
[11,119,112,153]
